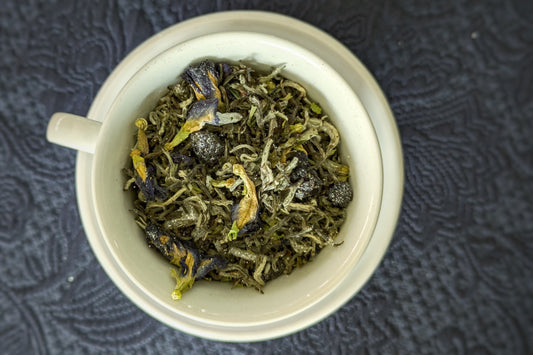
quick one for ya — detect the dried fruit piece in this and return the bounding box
[295,169,322,200]
[191,131,224,164]
[327,181,353,208]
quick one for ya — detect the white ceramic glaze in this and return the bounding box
[55,11,403,342]
[47,112,101,154]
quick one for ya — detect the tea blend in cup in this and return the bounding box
[124,60,354,299]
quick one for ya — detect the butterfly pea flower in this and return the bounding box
[227,164,260,241]
[129,117,158,200]
[130,149,147,182]
[164,98,242,151]
[182,60,221,101]
[129,118,151,181]
[134,118,149,155]
[195,255,228,280]
[130,157,168,202]
[145,223,227,300]
[219,62,233,77]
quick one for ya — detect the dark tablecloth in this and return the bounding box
[1,1,532,353]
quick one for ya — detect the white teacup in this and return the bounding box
[47,31,383,339]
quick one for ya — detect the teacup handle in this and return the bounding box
[46,113,102,154]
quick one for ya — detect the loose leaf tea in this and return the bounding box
[123,60,353,299]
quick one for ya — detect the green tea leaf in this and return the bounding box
[227,221,240,241]
[310,102,322,114]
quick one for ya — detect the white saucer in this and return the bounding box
[75,11,403,341]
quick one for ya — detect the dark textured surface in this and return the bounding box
[1,0,532,353]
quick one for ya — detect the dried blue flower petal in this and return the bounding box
[188,97,219,121]
[219,62,233,77]
[135,175,154,201]
[195,255,228,280]
[144,223,227,299]
[133,163,167,202]
[164,98,218,150]
[164,98,243,151]
[182,60,221,101]
[170,152,194,168]
[134,163,155,201]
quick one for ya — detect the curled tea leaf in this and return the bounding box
[322,159,350,176]
[320,121,339,157]
[210,177,237,189]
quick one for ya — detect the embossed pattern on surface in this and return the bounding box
[0,0,532,353]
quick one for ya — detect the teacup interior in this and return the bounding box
[91,32,382,326]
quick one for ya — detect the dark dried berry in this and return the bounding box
[289,151,310,168]
[171,152,194,168]
[327,181,353,208]
[289,151,310,182]
[295,170,322,200]
[291,167,307,182]
[190,131,224,164]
